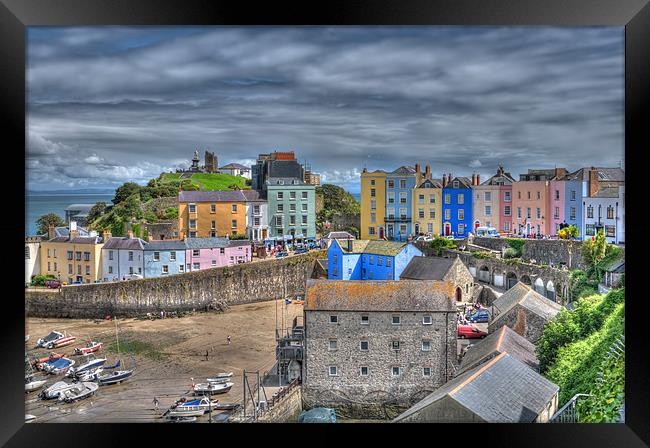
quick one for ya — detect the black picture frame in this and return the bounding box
[2,0,648,446]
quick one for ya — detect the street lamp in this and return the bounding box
[57,273,61,291]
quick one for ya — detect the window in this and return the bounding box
[329,339,338,351]
[527,208,531,219]
[290,215,296,226]
[423,367,432,377]
[370,212,376,224]
[423,315,432,325]
[371,179,375,186]
[536,224,541,234]
[360,367,369,376]
[302,191,308,200]
[504,222,510,232]
[301,215,308,225]
[138,267,142,274]
[368,226,376,235]
[377,257,383,266]
[453,180,459,188]
[329,366,338,376]
[231,220,237,229]
[128,251,133,261]
[277,192,284,200]
[210,220,216,230]
[429,195,435,204]
[419,209,425,219]
[537,191,541,200]
[422,340,432,351]
[192,249,200,257]
[607,206,614,219]
[85,265,91,276]
[485,206,491,216]
[67,250,73,260]
[517,207,522,218]
[387,208,395,219]
[153,251,160,261]
[108,266,113,274]
[193,262,200,270]
[399,208,407,219]
[570,207,576,220]
[77,265,81,275]
[76,251,81,260]
[290,191,296,201]
[370,200,376,210]
[392,315,401,325]
[189,203,196,213]
[53,249,57,258]
[444,194,450,204]
[458,194,464,204]
[428,223,433,233]
[108,251,113,261]
[504,205,511,216]
[391,341,401,350]
[586,224,595,236]
[289,203,296,213]
[527,191,531,199]
[571,190,576,201]
[555,190,560,200]
[458,223,465,234]
[333,254,338,263]
[211,204,216,213]
[162,265,169,274]
[329,315,338,323]
[386,258,391,267]
[179,264,185,272]
[360,340,369,351]
[392,367,401,377]
[587,205,594,218]
[445,209,450,220]
[554,207,560,219]
[301,203,308,212]
[277,203,284,213]
[485,192,491,201]
[189,219,197,229]
[369,256,374,265]
[399,224,407,235]
[418,194,424,204]
[458,209,464,220]
[399,192,407,204]
[536,208,541,219]
[370,187,376,197]
[388,179,395,188]
[128,266,133,275]
[400,179,406,189]
[253,205,260,215]
[360,315,369,325]
[518,191,521,199]
[605,225,616,237]
[504,191,511,202]
[189,231,197,238]
[47,262,51,271]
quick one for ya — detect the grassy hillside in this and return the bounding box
[159,172,249,191]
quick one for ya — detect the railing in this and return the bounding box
[384,217,412,222]
[550,394,592,423]
[266,377,301,409]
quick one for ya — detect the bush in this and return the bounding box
[31,274,56,286]
[503,247,518,258]
[506,238,525,257]
[163,207,178,220]
[429,237,457,256]
[472,251,491,259]
[228,233,248,240]
[569,269,598,300]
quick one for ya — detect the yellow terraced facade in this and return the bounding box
[412,178,442,237]
[360,169,386,240]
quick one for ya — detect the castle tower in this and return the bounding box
[204,150,217,173]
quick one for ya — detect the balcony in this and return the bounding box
[384,216,411,223]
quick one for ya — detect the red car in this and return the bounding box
[458,324,488,339]
[44,279,61,289]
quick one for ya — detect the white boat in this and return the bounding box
[167,408,207,418]
[25,335,30,343]
[206,372,233,383]
[25,414,37,423]
[168,415,197,423]
[58,381,99,403]
[25,378,47,392]
[40,381,78,399]
[67,354,107,377]
[171,396,219,413]
[77,366,104,382]
[73,341,103,355]
[97,369,133,385]
[37,330,76,349]
[193,382,234,395]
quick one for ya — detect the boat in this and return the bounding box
[39,380,79,399]
[168,415,197,423]
[214,402,240,411]
[58,381,99,403]
[25,335,30,343]
[67,354,107,377]
[193,382,234,395]
[25,414,37,423]
[41,357,75,375]
[73,341,103,355]
[33,353,64,369]
[167,408,207,418]
[36,330,64,348]
[206,372,233,382]
[298,407,336,423]
[37,331,76,349]
[171,396,219,413]
[77,367,104,382]
[206,377,231,384]
[97,369,133,385]
[25,377,47,393]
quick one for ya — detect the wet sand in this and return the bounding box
[25,300,303,423]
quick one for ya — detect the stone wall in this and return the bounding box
[258,385,303,422]
[472,237,585,269]
[25,252,324,319]
[414,238,468,257]
[488,305,554,344]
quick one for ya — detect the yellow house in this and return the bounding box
[178,190,249,238]
[40,227,105,283]
[360,169,387,240]
[411,164,442,237]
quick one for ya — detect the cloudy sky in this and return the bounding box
[27,26,624,193]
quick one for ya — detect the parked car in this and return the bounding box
[275,251,289,258]
[294,248,308,255]
[467,310,490,323]
[123,274,143,280]
[457,324,488,339]
[476,226,500,238]
[44,280,61,289]
[415,235,433,242]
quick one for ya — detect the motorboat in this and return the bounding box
[37,331,76,349]
[206,372,233,383]
[32,353,64,370]
[25,377,47,393]
[167,408,207,418]
[171,397,219,413]
[77,367,104,382]
[73,341,103,355]
[40,380,79,399]
[67,354,107,377]
[25,414,37,423]
[168,415,197,423]
[97,369,133,385]
[36,331,64,348]
[58,381,99,403]
[41,357,75,375]
[193,382,233,395]
[214,402,240,411]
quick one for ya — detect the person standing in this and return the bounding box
[153,397,160,412]
[205,350,209,361]
[227,335,232,345]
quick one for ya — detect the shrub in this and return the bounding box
[228,233,248,240]
[163,207,178,220]
[472,251,491,259]
[503,247,518,258]
[31,274,56,286]
[429,237,457,256]
[506,238,525,257]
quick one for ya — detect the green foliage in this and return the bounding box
[581,231,623,283]
[163,207,178,220]
[112,182,141,205]
[31,274,56,286]
[429,237,457,256]
[87,202,107,226]
[107,339,168,361]
[36,213,66,235]
[472,251,492,259]
[503,247,519,258]
[316,184,360,225]
[345,226,360,238]
[569,269,598,300]
[143,211,158,223]
[559,225,580,239]
[228,233,248,240]
[506,238,525,257]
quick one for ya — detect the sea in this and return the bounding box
[25,192,114,236]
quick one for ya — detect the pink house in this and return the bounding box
[184,238,252,271]
[547,180,566,237]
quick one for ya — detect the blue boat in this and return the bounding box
[41,357,75,375]
[298,408,336,423]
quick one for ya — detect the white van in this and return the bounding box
[476,226,500,238]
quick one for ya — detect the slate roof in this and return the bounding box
[144,240,188,251]
[305,279,455,312]
[325,231,355,240]
[241,189,266,202]
[267,160,304,179]
[266,177,308,186]
[103,237,146,250]
[179,190,250,203]
[400,256,455,281]
[48,236,103,244]
[563,167,625,182]
[220,163,251,170]
[590,187,620,198]
[184,237,250,249]
[458,326,539,375]
[41,226,90,238]
[491,282,562,325]
[445,177,471,188]
[394,353,559,423]
[333,239,413,256]
[416,178,442,188]
[390,166,416,175]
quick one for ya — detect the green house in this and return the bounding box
[267,177,316,240]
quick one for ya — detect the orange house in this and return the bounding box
[178,190,249,238]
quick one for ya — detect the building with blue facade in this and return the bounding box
[562,180,583,233]
[327,239,423,280]
[143,240,187,278]
[385,166,417,241]
[441,175,473,237]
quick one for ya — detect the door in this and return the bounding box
[414,223,420,235]
[526,223,531,236]
[475,221,480,232]
[455,287,462,302]
[444,223,451,236]
[379,227,384,239]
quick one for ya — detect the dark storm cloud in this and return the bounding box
[26,26,624,192]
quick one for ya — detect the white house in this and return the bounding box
[25,236,42,285]
[582,185,624,244]
[219,163,252,179]
[101,233,146,281]
[243,190,268,241]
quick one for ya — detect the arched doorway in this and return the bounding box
[546,280,556,302]
[414,223,420,235]
[520,275,532,286]
[444,222,451,236]
[534,277,545,295]
[478,265,490,283]
[526,223,531,236]
[474,220,480,232]
[506,272,518,289]
[455,287,462,302]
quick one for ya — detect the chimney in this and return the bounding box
[69,221,79,239]
[472,174,476,186]
[415,163,421,177]
[48,224,56,240]
[442,174,447,187]
[347,237,353,252]
[476,173,480,185]
[102,229,112,241]
[425,165,431,179]
[589,167,599,197]
[127,230,134,239]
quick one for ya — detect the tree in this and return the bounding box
[36,213,66,235]
[558,225,579,240]
[582,229,608,270]
[87,202,107,226]
[112,182,141,205]
[429,237,457,256]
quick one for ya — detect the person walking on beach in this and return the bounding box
[227,335,232,345]
[153,397,159,412]
[205,350,209,361]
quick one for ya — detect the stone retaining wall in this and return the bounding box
[472,237,585,270]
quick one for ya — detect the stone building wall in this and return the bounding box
[25,252,323,319]
[472,237,585,269]
[302,309,456,419]
[488,305,552,344]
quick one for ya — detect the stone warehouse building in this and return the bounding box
[489,282,563,344]
[302,279,457,419]
[400,255,474,303]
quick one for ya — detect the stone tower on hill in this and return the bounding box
[204,150,218,173]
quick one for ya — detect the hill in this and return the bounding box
[159,172,249,191]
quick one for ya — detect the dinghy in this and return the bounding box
[41,357,75,375]
[192,382,234,395]
[97,369,133,385]
[73,341,103,355]
[214,402,240,411]
[67,354,107,377]
[25,377,47,393]
[171,397,219,413]
[37,331,76,349]
[206,372,233,383]
[58,381,99,403]
[40,381,78,399]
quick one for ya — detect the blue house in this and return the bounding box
[442,175,473,237]
[385,166,417,241]
[143,240,187,278]
[563,179,584,234]
[327,239,423,280]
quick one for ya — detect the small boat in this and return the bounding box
[41,357,75,375]
[77,367,104,382]
[67,354,107,377]
[206,377,231,384]
[25,377,47,393]
[73,341,103,355]
[214,402,240,411]
[168,415,197,423]
[167,408,207,418]
[193,382,234,395]
[97,369,133,385]
[25,414,37,423]
[37,331,76,349]
[25,335,30,343]
[36,331,64,348]
[172,397,219,413]
[207,372,233,382]
[40,380,79,399]
[33,353,64,370]
[58,381,99,403]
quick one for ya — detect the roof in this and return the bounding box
[144,240,188,251]
[178,190,250,203]
[458,326,539,375]
[416,178,442,188]
[317,259,328,271]
[64,204,95,212]
[390,166,416,175]
[325,231,355,240]
[266,177,308,186]
[184,237,250,249]
[482,167,516,185]
[41,226,90,238]
[333,239,413,256]
[491,282,562,326]
[102,237,146,250]
[563,167,625,182]
[394,353,559,423]
[241,189,266,202]
[305,280,455,312]
[400,256,455,280]
[220,163,251,170]
[603,258,625,273]
[47,236,103,245]
[267,159,304,179]
[445,177,471,188]
[590,187,620,198]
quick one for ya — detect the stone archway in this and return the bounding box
[506,272,518,290]
[534,277,545,295]
[520,274,532,286]
[546,280,556,302]
[492,269,505,288]
[478,265,490,283]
